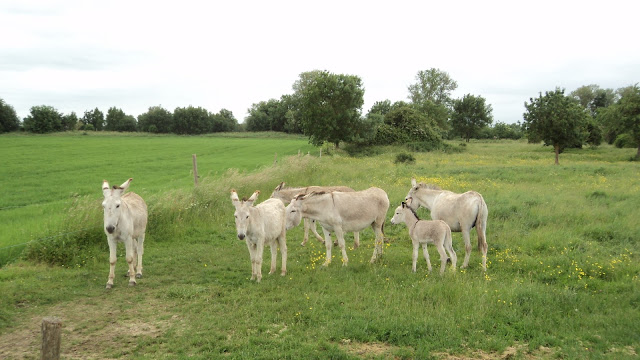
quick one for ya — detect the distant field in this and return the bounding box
[0,135,639,359]
[0,132,317,261]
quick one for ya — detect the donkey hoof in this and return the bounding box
[128,281,137,287]
[106,283,113,289]
[136,273,142,279]
[300,242,306,247]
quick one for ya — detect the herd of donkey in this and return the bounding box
[101,178,488,288]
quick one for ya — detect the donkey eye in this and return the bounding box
[116,205,120,208]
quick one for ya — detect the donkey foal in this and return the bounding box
[102,178,148,289]
[231,190,287,282]
[391,199,457,275]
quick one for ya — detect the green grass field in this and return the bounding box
[0,132,317,265]
[0,133,639,359]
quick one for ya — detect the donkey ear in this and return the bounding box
[247,190,260,204]
[411,178,417,187]
[102,180,111,197]
[274,182,285,191]
[119,178,133,191]
[230,189,240,205]
[405,197,413,206]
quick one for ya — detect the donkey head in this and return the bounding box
[102,178,132,234]
[231,190,259,240]
[270,182,287,203]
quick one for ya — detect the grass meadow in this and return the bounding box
[0,133,639,359]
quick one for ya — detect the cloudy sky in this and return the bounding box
[2,0,639,124]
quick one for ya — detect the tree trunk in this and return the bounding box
[554,144,560,165]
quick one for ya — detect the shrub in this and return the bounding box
[394,152,415,164]
[614,133,638,148]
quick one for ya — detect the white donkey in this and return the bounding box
[391,199,457,274]
[271,182,360,247]
[102,178,148,289]
[231,190,287,282]
[286,187,389,266]
[405,178,488,271]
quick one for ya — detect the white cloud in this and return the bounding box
[1,0,639,123]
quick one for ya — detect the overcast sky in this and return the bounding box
[2,0,639,125]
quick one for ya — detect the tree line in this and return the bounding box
[0,103,238,135]
[2,68,638,162]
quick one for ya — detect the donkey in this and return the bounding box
[271,182,360,247]
[231,190,287,282]
[391,198,457,274]
[405,178,488,271]
[102,178,148,289]
[286,187,389,266]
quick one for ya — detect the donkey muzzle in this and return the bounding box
[237,233,246,240]
[106,225,115,234]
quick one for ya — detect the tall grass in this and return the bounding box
[0,137,639,359]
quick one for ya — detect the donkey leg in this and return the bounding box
[278,233,287,276]
[269,241,278,275]
[322,228,333,266]
[478,228,488,271]
[311,219,325,243]
[135,234,145,278]
[125,239,137,286]
[334,228,348,266]
[370,224,384,263]
[447,242,458,271]
[247,241,257,281]
[106,238,117,289]
[353,232,360,249]
[422,244,432,273]
[436,243,448,275]
[461,229,472,269]
[255,240,265,282]
[302,218,310,246]
[412,242,419,273]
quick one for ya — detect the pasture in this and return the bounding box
[1,134,639,359]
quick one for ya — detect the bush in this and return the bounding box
[614,133,638,148]
[343,143,384,157]
[394,152,415,164]
[406,140,442,152]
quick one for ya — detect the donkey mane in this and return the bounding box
[403,202,420,220]
[417,183,442,190]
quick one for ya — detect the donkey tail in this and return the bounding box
[476,194,488,253]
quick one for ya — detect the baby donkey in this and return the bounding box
[391,198,457,274]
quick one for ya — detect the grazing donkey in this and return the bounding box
[286,187,389,266]
[102,178,148,289]
[391,199,457,274]
[231,190,287,282]
[405,178,488,271]
[270,182,360,247]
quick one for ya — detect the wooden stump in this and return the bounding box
[41,317,62,360]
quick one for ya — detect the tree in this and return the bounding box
[293,70,365,147]
[605,85,640,158]
[105,107,137,132]
[523,88,589,165]
[173,106,212,134]
[212,109,237,132]
[81,108,104,131]
[61,112,79,131]
[451,94,493,142]
[0,98,20,133]
[137,106,173,133]
[23,105,63,133]
[407,68,457,131]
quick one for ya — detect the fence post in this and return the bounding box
[319,148,322,158]
[41,317,62,360]
[192,154,199,186]
[274,152,277,165]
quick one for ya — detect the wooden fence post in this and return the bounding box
[192,154,199,186]
[274,152,277,165]
[41,317,62,360]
